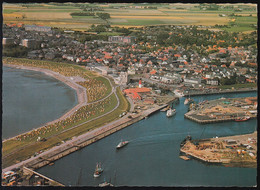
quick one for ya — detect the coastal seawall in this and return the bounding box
[3,104,167,172]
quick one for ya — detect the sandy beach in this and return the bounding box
[3,64,88,142]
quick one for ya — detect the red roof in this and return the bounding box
[248,63,257,66]
[219,49,226,54]
[150,70,157,75]
[124,88,151,100]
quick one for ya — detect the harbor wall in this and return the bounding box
[23,167,64,186]
[19,105,168,170]
[184,88,257,97]
[184,112,257,124]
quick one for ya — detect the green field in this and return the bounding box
[217,16,257,32]
[99,32,123,36]
[71,15,96,19]
[22,9,81,12]
[3,3,257,32]
[115,19,164,25]
[3,9,19,13]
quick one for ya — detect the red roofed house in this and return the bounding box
[219,49,226,54]
[150,70,157,75]
[248,63,257,67]
[124,87,151,101]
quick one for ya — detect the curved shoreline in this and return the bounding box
[3,64,88,142]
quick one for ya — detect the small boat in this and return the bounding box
[184,98,193,105]
[235,116,250,122]
[99,179,114,187]
[161,105,170,112]
[116,140,129,149]
[179,155,190,161]
[166,108,176,117]
[93,163,103,178]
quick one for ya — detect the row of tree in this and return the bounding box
[70,12,95,16]
[3,44,28,57]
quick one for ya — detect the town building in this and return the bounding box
[108,36,136,43]
[206,79,219,86]
[124,87,151,101]
[22,39,37,48]
[25,25,51,32]
[2,37,14,45]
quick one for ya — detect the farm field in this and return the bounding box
[3,3,257,31]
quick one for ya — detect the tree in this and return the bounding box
[96,13,110,20]
[157,31,169,45]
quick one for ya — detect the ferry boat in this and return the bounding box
[166,108,176,117]
[116,140,129,149]
[93,163,103,178]
[235,116,250,122]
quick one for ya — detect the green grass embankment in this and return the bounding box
[219,83,257,89]
[2,87,129,168]
[3,57,112,102]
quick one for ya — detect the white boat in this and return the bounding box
[184,98,193,105]
[99,181,114,187]
[93,163,103,178]
[116,140,129,149]
[174,89,184,97]
[166,108,176,117]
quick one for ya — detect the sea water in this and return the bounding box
[37,91,257,187]
[2,66,77,139]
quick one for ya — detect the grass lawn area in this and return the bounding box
[95,76,112,99]
[71,15,96,19]
[44,5,80,9]
[223,26,256,32]
[2,87,129,168]
[99,32,123,36]
[3,9,19,13]
[21,9,81,13]
[219,83,257,89]
[219,16,257,32]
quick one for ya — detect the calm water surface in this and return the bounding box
[37,91,257,187]
[2,66,77,139]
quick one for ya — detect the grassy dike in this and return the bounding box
[2,58,129,168]
[219,83,257,89]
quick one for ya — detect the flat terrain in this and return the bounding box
[3,3,257,31]
[181,131,257,167]
[185,97,257,123]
